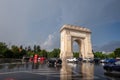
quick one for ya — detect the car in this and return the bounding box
[55,58,62,66]
[47,58,56,66]
[82,58,94,63]
[105,58,116,63]
[66,58,78,62]
[103,61,120,72]
[94,58,100,63]
[100,59,110,63]
[100,58,116,63]
[77,58,83,61]
[47,58,62,67]
[100,59,106,63]
[22,56,30,62]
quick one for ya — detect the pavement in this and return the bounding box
[0,62,120,80]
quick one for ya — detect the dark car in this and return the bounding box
[94,58,100,63]
[77,58,83,61]
[100,58,116,63]
[55,58,62,66]
[103,61,120,72]
[105,58,116,63]
[47,58,62,67]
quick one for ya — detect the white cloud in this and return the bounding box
[43,34,54,47]
[41,32,59,51]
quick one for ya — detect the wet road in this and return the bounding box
[0,62,120,80]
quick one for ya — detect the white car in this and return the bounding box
[66,58,78,62]
[83,58,94,62]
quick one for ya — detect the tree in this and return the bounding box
[33,45,37,53]
[0,42,8,57]
[20,45,23,50]
[11,45,20,58]
[33,45,41,53]
[108,52,115,58]
[27,51,34,57]
[4,50,14,58]
[28,46,31,51]
[73,52,79,58]
[114,48,120,58]
[49,48,60,58]
[36,45,41,52]
[94,52,107,59]
[19,49,27,58]
[39,49,47,58]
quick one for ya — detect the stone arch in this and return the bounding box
[60,24,94,59]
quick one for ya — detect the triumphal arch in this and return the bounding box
[60,24,94,59]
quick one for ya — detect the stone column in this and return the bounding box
[84,36,88,58]
[80,39,86,59]
[65,35,73,58]
[87,34,94,58]
[60,30,73,59]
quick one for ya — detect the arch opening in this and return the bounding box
[72,39,82,58]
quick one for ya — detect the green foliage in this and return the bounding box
[3,50,14,58]
[27,51,34,57]
[36,45,41,52]
[114,48,120,57]
[11,45,19,53]
[11,45,20,58]
[73,52,79,58]
[0,41,120,59]
[94,51,116,59]
[94,52,108,59]
[27,46,32,51]
[48,48,60,58]
[19,49,27,58]
[39,49,47,57]
[108,52,116,58]
[33,45,37,53]
[0,42,8,57]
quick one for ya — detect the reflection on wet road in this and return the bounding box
[0,61,120,80]
[61,61,94,80]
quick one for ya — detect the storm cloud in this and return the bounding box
[0,0,120,51]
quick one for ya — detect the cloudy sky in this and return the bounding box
[0,0,120,52]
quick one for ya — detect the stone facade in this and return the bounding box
[60,24,94,59]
